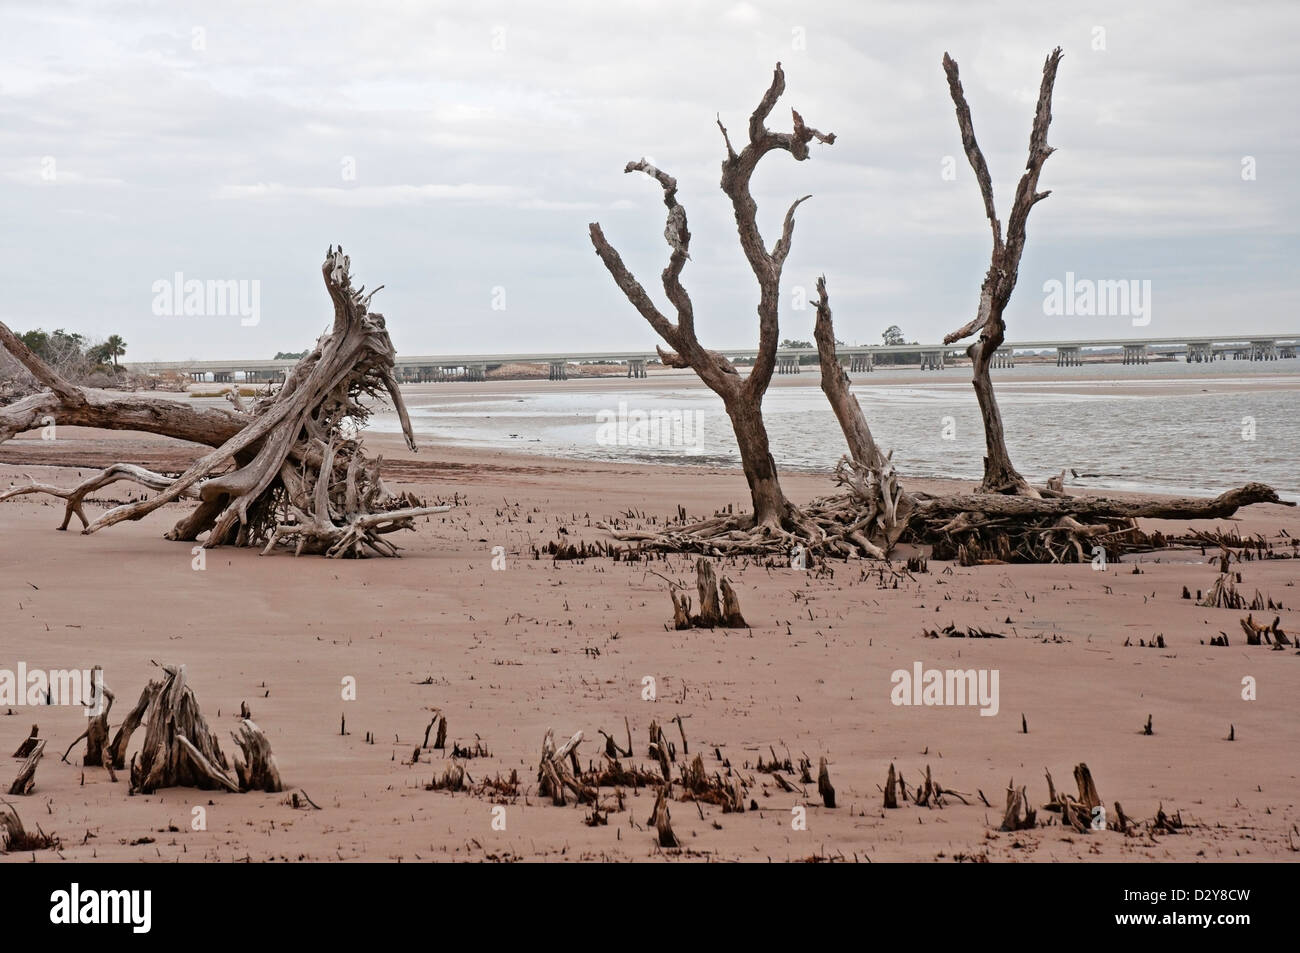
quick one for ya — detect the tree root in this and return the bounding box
[0,248,453,557]
[600,481,1290,565]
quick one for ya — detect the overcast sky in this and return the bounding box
[2,0,1297,361]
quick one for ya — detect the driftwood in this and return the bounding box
[0,248,450,557]
[911,483,1291,565]
[1000,780,1037,831]
[591,63,833,536]
[128,664,280,794]
[813,276,907,555]
[11,725,39,759]
[107,679,162,770]
[883,763,899,809]
[536,728,595,806]
[1241,613,1290,646]
[7,740,45,796]
[1044,762,1103,832]
[232,720,283,793]
[651,785,679,848]
[668,559,749,629]
[916,483,1290,522]
[612,480,1288,565]
[942,48,1063,496]
[0,801,57,852]
[817,757,836,808]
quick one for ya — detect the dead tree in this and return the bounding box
[812,276,910,554]
[0,248,449,556]
[942,48,1063,496]
[590,63,834,541]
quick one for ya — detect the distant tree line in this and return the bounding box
[1,327,129,394]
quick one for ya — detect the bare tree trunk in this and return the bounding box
[968,316,1026,494]
[722,391,790,529]
[589,64,834,534]
[812,277,885,471]
[811,276,910,553]
[942,48,1064,496]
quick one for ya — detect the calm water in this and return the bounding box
[371,361,1300,500]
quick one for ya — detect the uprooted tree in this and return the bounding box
[942,47,1063,496]
[590,62,833,540]
[0,247,448,556]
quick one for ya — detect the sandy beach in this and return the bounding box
[3,418,1297,863]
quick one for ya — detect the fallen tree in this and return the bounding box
[0,247,449,557]
[911,482,1293,565]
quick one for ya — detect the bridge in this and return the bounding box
[126,333,1300,383]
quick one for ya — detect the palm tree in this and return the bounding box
[104,334,126,367]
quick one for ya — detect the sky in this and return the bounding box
[1,0,1297,361]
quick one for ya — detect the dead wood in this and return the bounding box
[107,679,162,770]
[668,559,749,628]
[942,48,1062,495]
[883,763,899,809]
[817,756,836,808]
[11,725,39,759]
[0,800,58,852]
[695,558,723,626]
[0,248,451,556]
[7,740,45,796]
[130,664,240,794]
[1000,779,1037,831]
[590,63,833,536]
[232,719,283,793]
[651,785,679,848]
[813,276,906,555]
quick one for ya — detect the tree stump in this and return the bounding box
[232,720,283,793]
[651,786,678,848]
[1000,779,1036,831]
[131,664,240,794]
[817,757,836,808]
[7,739,45,795]
[11,725,39,759]
[696,558,723,627]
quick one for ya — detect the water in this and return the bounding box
[369,362,1300,500]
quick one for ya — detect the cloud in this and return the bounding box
[0,0,1295,360]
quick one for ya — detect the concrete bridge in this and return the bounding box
[126,333,1300,383]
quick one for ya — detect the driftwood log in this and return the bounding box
[0,248,450,556]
